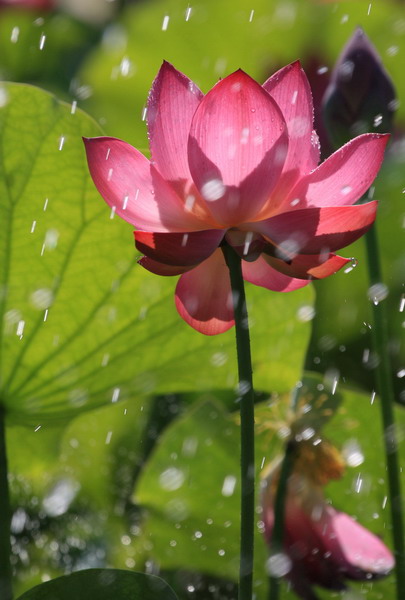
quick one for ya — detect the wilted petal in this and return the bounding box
[175,249,234,335]
[282,133,389,211]
[255,201,377,254]
[242,256,309,292]
[188,70,288,225]
[147,61,203,195]
[134,229,224,266]
[84,137,207,232]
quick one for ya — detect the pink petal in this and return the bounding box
[138,256,193,276]
[83,137,207,232]
[134,229,224,266]
[262,252,351,279]
[242,256,309,292]
[328,511,394,578]
[282,133,389,211]
[175,249,234,335]
[254,201,377,254]
[147,62,203,197]
[188,70,288,226]
[263,61,319,189]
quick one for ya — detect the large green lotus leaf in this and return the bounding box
[0,83,312,425]
[16,569,179,600]
[134,388,404,599]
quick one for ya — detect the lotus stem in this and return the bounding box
[222,243,255,600]
[0,404,13,600]
[364,222,405,599]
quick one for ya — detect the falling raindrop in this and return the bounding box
[201,179,225,201]
[373,114,383,127]
[297,305,315,322]
[266,553,292,577]
[162,15,170,31]
[342,439,365,467]
[10,27,19,43]
[368,283,388,304]
[39,33,46,50]
[221,475,237,497]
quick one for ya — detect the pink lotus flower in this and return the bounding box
[84,61,388,335]
[262,450,394,599]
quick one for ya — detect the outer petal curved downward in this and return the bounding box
[262,252,351,279]
[175,249,234,335]
[84,137,206,232]
[188,70,288,226]
[283,133,389,211]
[138,256,193,276]
[255,201,377,254]
[242,256,309,292]
[147,61,203,195]
[134,229,225,266]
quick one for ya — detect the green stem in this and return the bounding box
[0,404,13,600]
[364,223,405,598]
[267,441,296,600]
[222,244,255,600]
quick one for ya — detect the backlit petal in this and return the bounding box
[175,249,234,335]
[262,252,351,279]
[282,133,389,211]
[147,61,203,195]
[264,61,319,184]
[254,202,377,254]
[188,70,288,225]
[134,229,224,266]
[84,137,207,232]
[242,256,309,292]
[138,256,193,276]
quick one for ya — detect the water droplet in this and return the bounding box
[373,114,383,127]
[249,9,255,22]
[201,178,225,201]
[10,27,19,44]
[30,288,54,310]
[162,15,170,31]
[266,552,292,577]
[185,5,192,21]
[368,283,388,305]
[297,305,315,322]
[221,475,237,497]
[159,467,185,491]
[341,185,352,195]
[71,100,77,115]
[342,439,364,467]
[39,33,46,50]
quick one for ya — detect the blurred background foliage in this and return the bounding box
[0,0,403,598]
